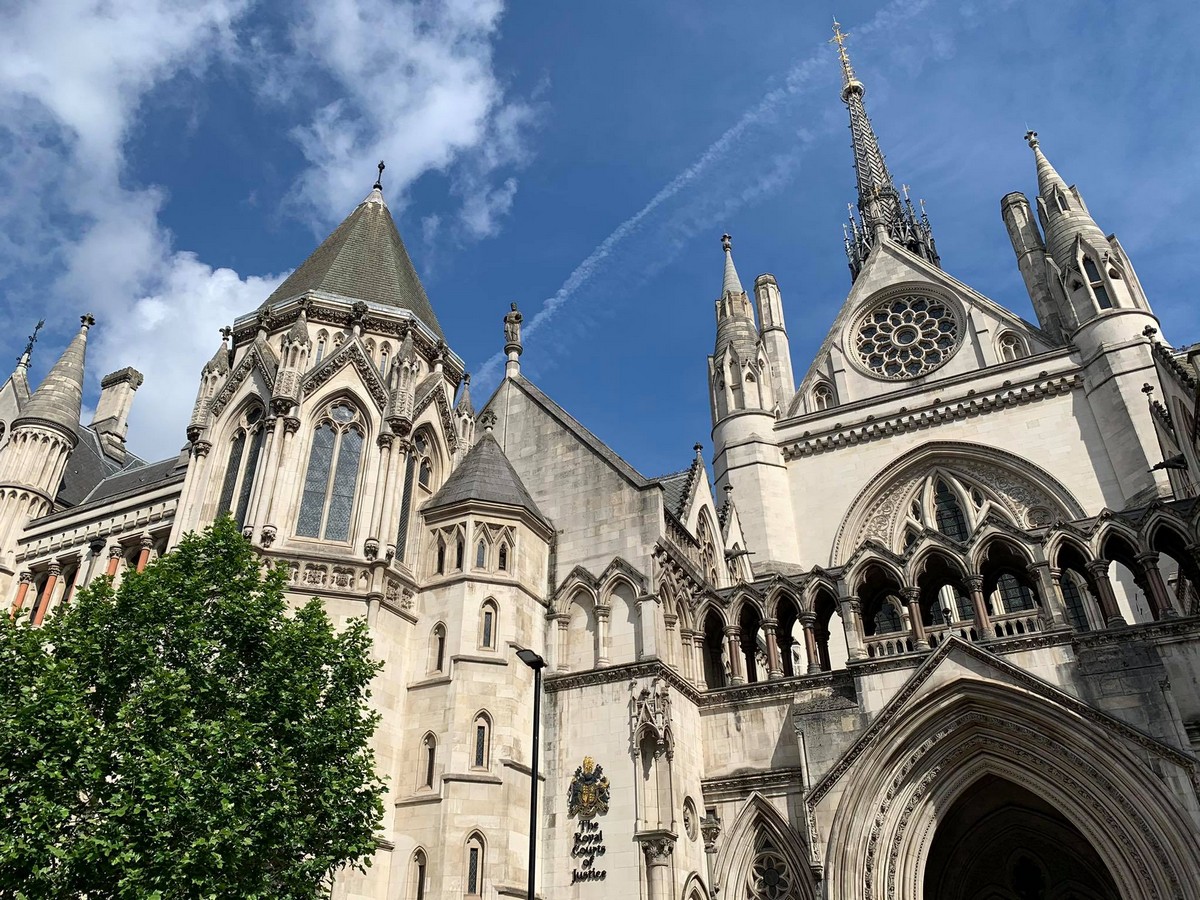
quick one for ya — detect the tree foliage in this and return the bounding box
[0,516,386,899]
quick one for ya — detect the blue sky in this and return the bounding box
[1,0,1198,477]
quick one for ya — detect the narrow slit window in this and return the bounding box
[1083,257,1112,309]
[475,540,486,569]
[497,543,508,572]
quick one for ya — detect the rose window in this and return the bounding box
[854,294,959,379]
[747,849,794,900]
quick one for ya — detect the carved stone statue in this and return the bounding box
[504,302,523,345]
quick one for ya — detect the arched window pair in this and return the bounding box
[812,382,835,411]
[997,332,1027,362]
[297,401,365,542]
[218,405,265,527]
[472,528,512,574]
[434,527,466,576]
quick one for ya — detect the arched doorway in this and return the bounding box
[924,774,1120,899]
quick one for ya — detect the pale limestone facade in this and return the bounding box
[5,40,1200,900]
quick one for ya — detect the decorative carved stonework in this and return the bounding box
[631,676,674,758]
[364,538,379,561]
[568,756,611,820]
[259,525,277,548]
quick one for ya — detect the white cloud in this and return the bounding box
[0,0,534,461]
[282,0,535,237]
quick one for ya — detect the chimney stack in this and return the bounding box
[91,367,144,461]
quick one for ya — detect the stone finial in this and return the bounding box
[1024,130,1039,149]
[504,302,523,378]
[374,160,385,191]
[479,409,498,432]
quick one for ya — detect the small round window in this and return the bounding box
[853,293,960,379]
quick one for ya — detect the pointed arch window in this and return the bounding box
[397,431,435,563]
[420,732,437,789]
[746,834,796,900]
[455,536,465,571]
[465,833,485,895]
[218,405,265,528]
[479,599,498,649]
[475,539,487,569]
[411,850,427,900]
[993,571,1036,613]
[430,624,446,673]
[934,479,969,542]
[314,330,328,364]
[435,537,446,575]
[1083,257,1112,309]
[379,343,391,380]
[997,332,1026,362]
[296,402,365,541]
[497,542,508,572]
[472,712,491,769]
[1060,575,1091,632]
[812,382,834,411]
[1054,190,1069,213]
[874,598,903,634]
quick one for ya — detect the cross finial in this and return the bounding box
[830,18,855,84]
[373,160,385,191]
[721,233,732,252]
[20,319,44,362]
[1024,130,1039,149]
[219,325,232,343]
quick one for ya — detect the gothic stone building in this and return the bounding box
[4,36,1200,900]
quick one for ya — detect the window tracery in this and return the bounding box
[812,382,834,411]
[218,404,265,527]
[465,833,485,895]
[853,293,959,379]
[745,835,796,900]
[296,401,365,541]
[997,331,1027,362]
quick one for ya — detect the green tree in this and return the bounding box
[0,516,386,899]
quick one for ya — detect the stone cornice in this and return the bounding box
[782,372,1083,460]
[699,669,855,711]
[701,766,806,801]
[544,659,701,703]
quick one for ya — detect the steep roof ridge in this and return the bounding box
[260,188,444,339]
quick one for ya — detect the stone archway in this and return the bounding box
[923,774,1119,899]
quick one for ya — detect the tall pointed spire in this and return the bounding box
[1025,131,1109,269]
[17,314,93,432]
[721,233,745,296]
[832,19,940,281]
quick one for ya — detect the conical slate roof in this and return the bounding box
[424,430,549,526]
[18,316,91,430]
[262,188,444,339]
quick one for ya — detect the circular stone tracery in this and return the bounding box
[853,294,960,379]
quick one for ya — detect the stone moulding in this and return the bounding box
[782,372,1082,460]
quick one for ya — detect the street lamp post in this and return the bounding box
[516,647,546,900]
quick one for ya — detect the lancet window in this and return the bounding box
[1083,257,1112,309]
[296,401,365,541]
[397,429,437,564]
[217,404,265,528]
[465,833,485,895]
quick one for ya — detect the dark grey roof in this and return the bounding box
[424,430,549,526]
[261,189,444,339]
[79,456,180,505]
[657,469,691,520]
[57,423,143,507]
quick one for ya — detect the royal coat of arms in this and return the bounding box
[567,756,610,819]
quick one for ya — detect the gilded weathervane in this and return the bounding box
[567,757,610,820]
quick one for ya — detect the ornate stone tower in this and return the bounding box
[0,315,91,588]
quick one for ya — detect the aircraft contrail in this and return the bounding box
[473,0,931,387]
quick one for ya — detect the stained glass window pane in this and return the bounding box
[425,745,435,786]
[396,454,416,561]
[996,572,1035,613]
[482,610,493,647]
[476,541,486,568]
[874,601,902,634]
[468,847,479,893]
[324,428,363,541]
[1061,579,1090,632]
[474,724,486,766]
[297,424,336,537]
[934,481,969,542]
[234,426,264,527]
[218,430,246,516]
[954,588,974,622]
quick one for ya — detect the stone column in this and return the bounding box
[84,538,105,586]
[364,432,393,551]
[965,575,992,640]
[662,613,678,668]
[902,586,928,650]
[105,545,123,578]
[800,611,821,674]
[262,416,300,532]
[596,606,611,666]
[725,625,745,685]
[554,614,570,672]
[639,835,675,900]
[135,535,153,573]
[33,563,60,626]
[1135,552,1176,619]
[10,571,32,617]
[700,811,722,897]
[838,595,867,661]
[637,594,660,660]
[692,632,707,687]
[242,417,277,535]
[1028,561,1067,627]
[762,618,783,679]
[380,437,409,561]
[1085,560,1126,627]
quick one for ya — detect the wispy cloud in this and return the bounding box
[471,0,932,388]
[0,0,535,460]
